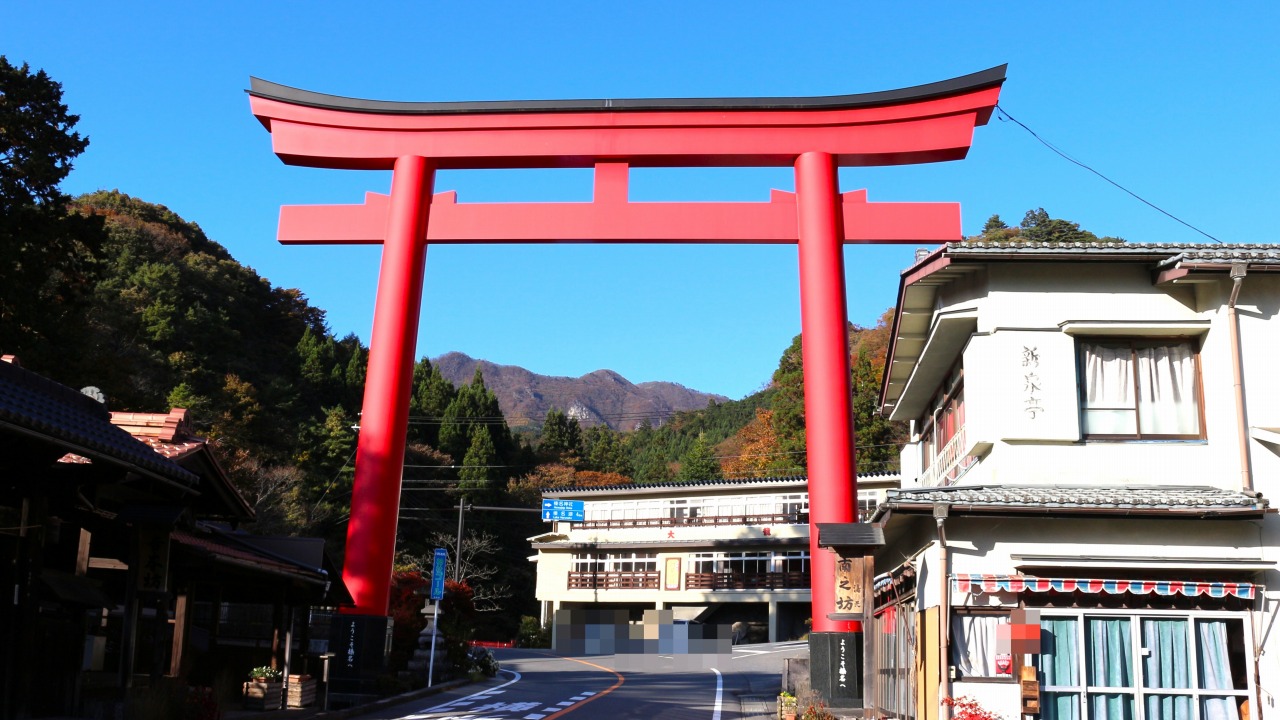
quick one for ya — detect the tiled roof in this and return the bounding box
[531,537,808,550]
[938,241,1280,261]
[111,409,204,460]
[0,359,198,488]
[171,526,328,585]
[112,409,191,442]
[877,485,1267,518]
[1156,246,1280,267]
[544,472,900,496]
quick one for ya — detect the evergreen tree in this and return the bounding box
[631,452,673,484]
[539,407,582,462]
[1019,207,1099,244]
[406,358,458,449]
[582,426,630,475]
[342,340,367,407]
[458,424,500,497]
[676,432,720,482]
[438,368,513,468]
[0,57,107,371]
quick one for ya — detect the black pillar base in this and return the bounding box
[808,631,863,709]
[327,615,393,697]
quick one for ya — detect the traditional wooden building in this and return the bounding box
[0,358,345,718]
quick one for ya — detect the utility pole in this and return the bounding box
[451,501,541,583]
[454,495,467,582]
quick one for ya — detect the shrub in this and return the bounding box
[468,646,500,678]
[516,615,550,648]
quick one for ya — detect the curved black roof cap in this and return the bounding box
[249,65,1006,117]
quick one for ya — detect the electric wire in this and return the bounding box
[995,105,1223,244]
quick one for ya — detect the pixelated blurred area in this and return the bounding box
[553,608,732,669]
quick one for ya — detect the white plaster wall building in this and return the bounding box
[532,474,898,644]
[867,242,1280,720]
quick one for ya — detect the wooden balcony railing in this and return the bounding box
[567,570,659,590]
[577,512,807,529]
[684,571,810,591]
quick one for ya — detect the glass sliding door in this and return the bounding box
[1040,612,1250,720]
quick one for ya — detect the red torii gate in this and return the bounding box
[248,66,1005,632]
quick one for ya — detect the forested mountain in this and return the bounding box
[432,351,727,431]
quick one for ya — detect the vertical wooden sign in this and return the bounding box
[834,557,865,616]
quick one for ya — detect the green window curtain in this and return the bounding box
[1086,617,1134,719]
[1040,617,1080,720]
[1142,618,1192,720]
[1197,620,1241,720]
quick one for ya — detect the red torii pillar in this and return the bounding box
[248,66,1004,631]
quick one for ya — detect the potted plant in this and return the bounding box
[778,690,799,720]
[243,666,285,710]
[248,666,282,683]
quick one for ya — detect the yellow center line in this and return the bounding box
[528,651,625,719]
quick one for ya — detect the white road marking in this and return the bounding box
[419,669,522,713]
[711,667,723,720]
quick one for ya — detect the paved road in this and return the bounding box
[346,641,808,720]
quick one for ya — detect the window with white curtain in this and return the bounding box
[1038,611,1250,720]
[1079,339,1202,439]
[951,612,1012,679]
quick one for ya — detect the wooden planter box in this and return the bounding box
[287,675,317,708]
[243,680,284,710]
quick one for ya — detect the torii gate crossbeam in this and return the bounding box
[248,66,1005,633]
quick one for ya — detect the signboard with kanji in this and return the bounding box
[834,557,865,616]
[430,548,447,600]
[542,499,585,522]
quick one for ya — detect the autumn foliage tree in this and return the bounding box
[387,571,429,672]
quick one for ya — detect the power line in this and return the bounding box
[995,105,1222,244]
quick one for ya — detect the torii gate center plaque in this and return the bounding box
[248,66,1005,630]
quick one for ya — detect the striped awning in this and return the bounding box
[951,573,1255,600]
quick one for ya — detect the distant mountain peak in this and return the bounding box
[431,353,726,430]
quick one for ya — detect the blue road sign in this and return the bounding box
[542,499,585,522]
[430,548,447,600]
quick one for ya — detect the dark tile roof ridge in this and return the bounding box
[197,522,327,575]
[942,241,1280,255]
[1,362,198,487]
[172,528,325,580]
[885,483,1265,508]
[892,482,1228,494]
[0,359,110,420]
[545,474,812,494]
[545,470,904,495]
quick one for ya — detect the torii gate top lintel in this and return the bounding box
[248,65,1005,170]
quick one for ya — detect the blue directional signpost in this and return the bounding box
[542,499,585,522]
[430,547,448,600]
[428,547,447,686]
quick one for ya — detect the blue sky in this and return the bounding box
[5,2,1277,400]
